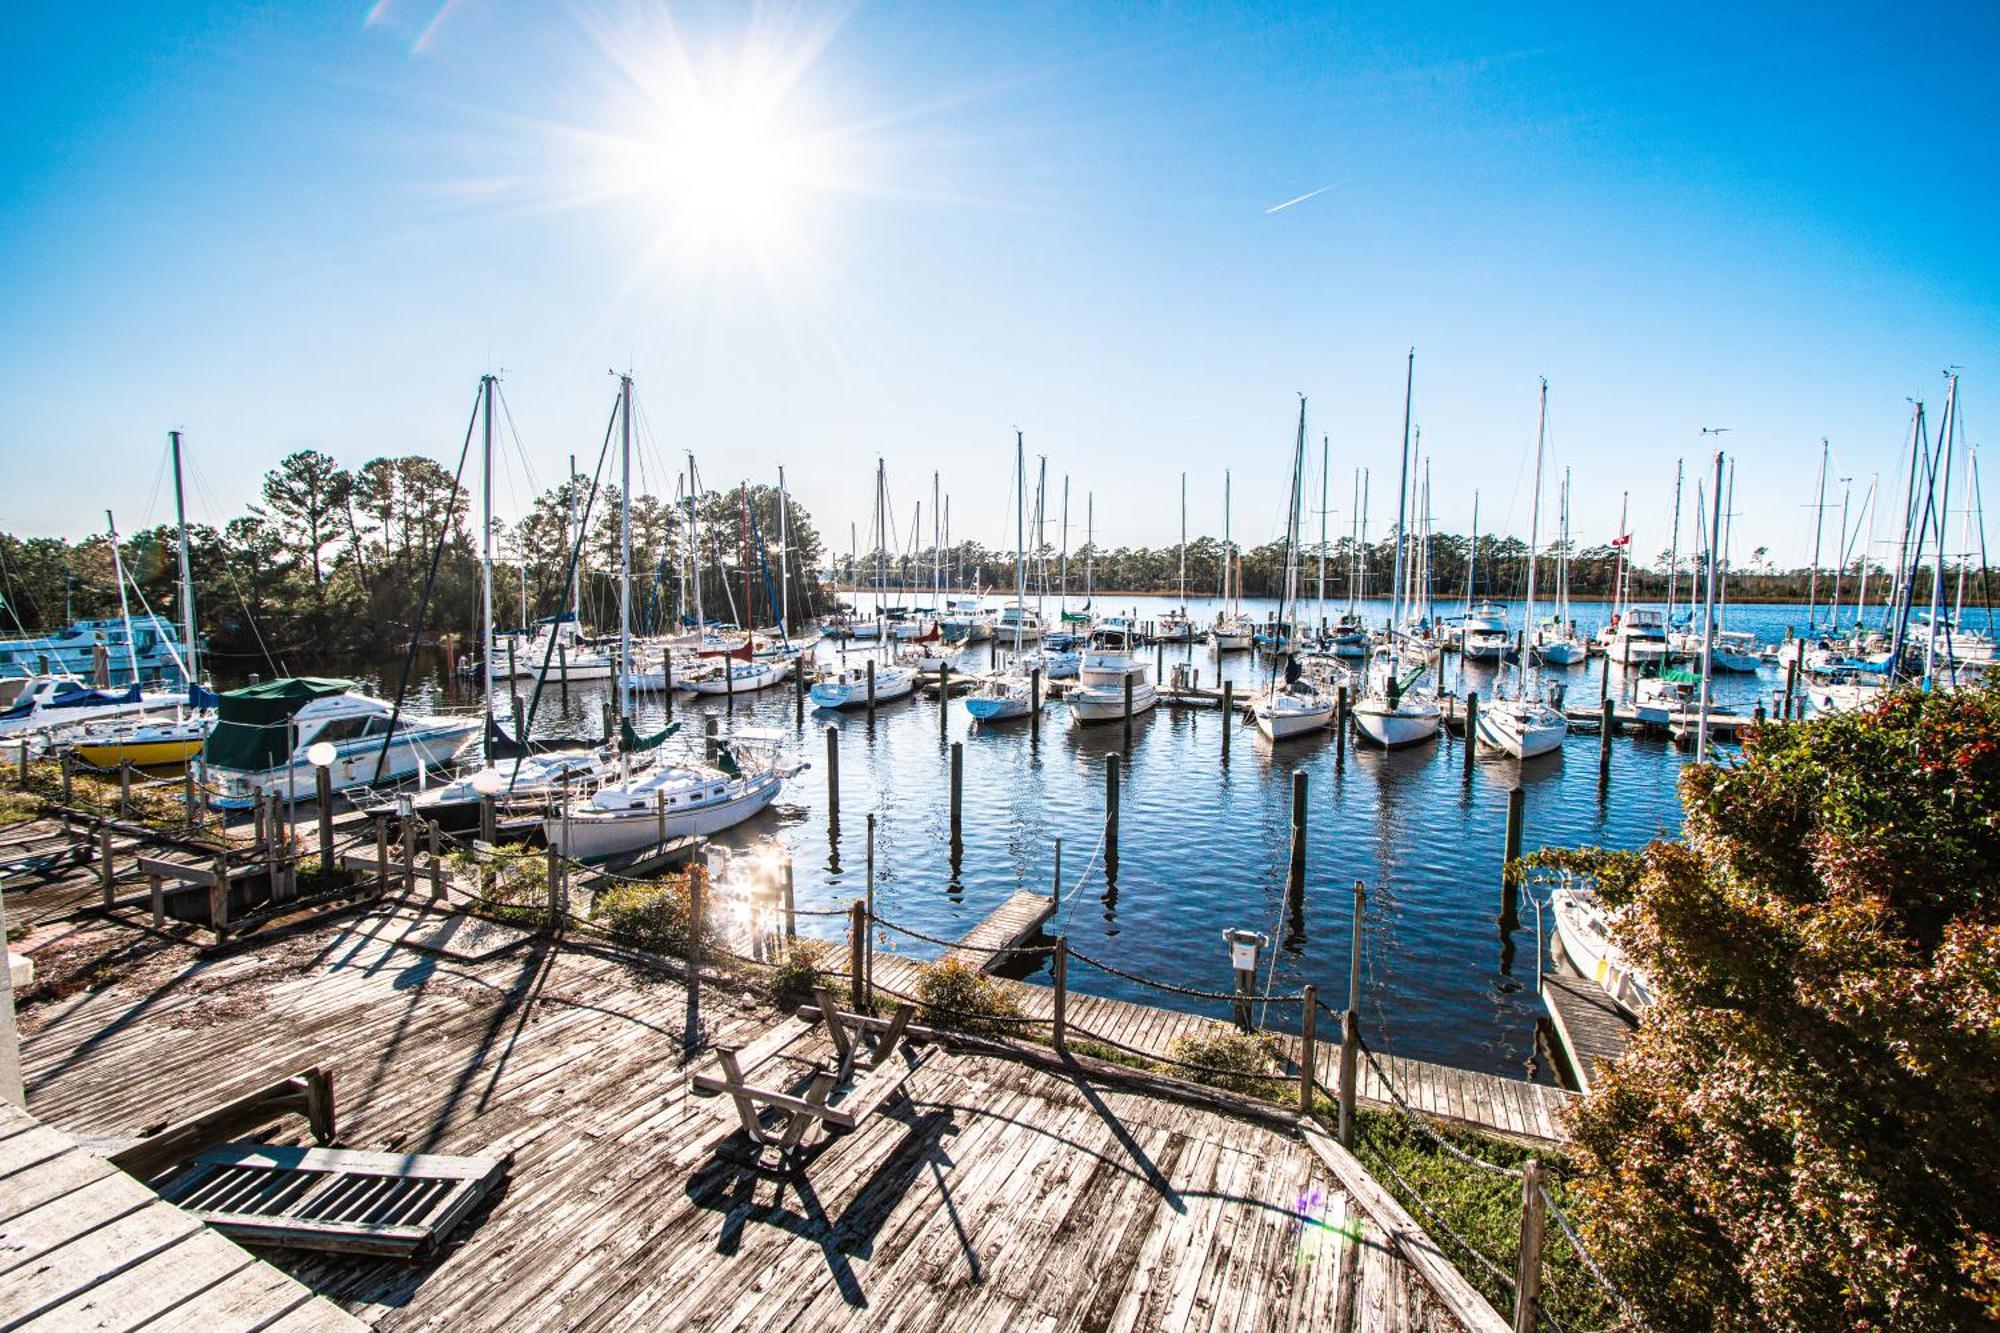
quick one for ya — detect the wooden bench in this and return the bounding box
[691,987,933,1174]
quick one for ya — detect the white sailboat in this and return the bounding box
[1253,397,1336,742]
[966,432,1046,724]
[1353,350,1442,749]
[1531,469,1588,666]
[1474,380,1568,760]
[1210,471,1254,651]
[812,459,918,709]
[1155,474,1197,643]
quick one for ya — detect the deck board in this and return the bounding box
[1541,972,1635,1094]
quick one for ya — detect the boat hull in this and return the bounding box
[1351,703,1440,749]
[70,736,206,767]
[1474,704,1567,759]
[206,720,480,808]
[545,772,782,860]
[1069,683,1159,724]
[810,670,917,710]
[1253,700,1333,741]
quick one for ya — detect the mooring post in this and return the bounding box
[938,663,950,739]
[1464,692,1480,775]
[1104,752,1122,877]
[1502,785,1526,929]
[1220,680,1234,764]
[402,807,418,896]
[601,700,614,745]
[181,765,194,826]
[1339,878,1364,1146]
[99,826,115,907]
[664,651,675,721]
[545,842,561,932]
[1052,836,1062,910]
[725,655,735,712]
[1783,654,1799,719]
[1122,673,1134,747]
[1300,983,1318,1114]
[782,854,796,942]
[1598,647,1610,702]
[849,899,867,1011]
[1599,695,1615,774]
[511,692,526,745]
[428,821,444,901]
[704,716,719,762]
[866,659,876,718]
[792,656,803,726]
[1288,769,1308,907]
[375,818,390,898]
[315,764,334,869]
[864,813,876,999]
[1053,936,1069,1052]
[1030,667,1043,743]
[557,639,569,700]
[1512,1158,1548,1333]
[949,741,963,861]
[60,752,72,806]
[825,724,840,834]
[15,738,25,787]
[210,851,230,935]
[117,760,131,817]
[479,793,496,845]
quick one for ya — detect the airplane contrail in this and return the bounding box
[1264,182,1338,215]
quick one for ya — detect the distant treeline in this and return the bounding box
[829,532,1996,609]
[0,450,838,675]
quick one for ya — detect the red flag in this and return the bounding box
[1610,533,1631,548]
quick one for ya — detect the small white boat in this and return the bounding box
[201,678,480,808]
[1153,608,1197,644]
[1068,626,1158,725]
[680,655,793,695]
[1351,649,1441,749]
[544,732,800,861]
[1252,678,1335,741]
[963,673,1042,723]
[995,603,1043,644]
[810,661,917,710]
[412,747,616,826]
[1461,628,1512,663]
[1632,668,1699,725]
[1600,608,1670,665]
[1209,618,1255,652]
[1551,880,1653,1018]
[68,711,215,767]
[1475,696,1567,759]
[0,677,189,738]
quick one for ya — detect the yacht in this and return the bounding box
[200,678,479,808]
[995,602,1043,644]
[543,730,801,861]
[0,615,195,686]
[1600,608,1670,665]
[1068,625,1158,725]
[1457,601,1511,662]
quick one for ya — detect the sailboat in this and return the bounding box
[546,375,801,860]
[1531,468,1588,666]
[1326,469,1370,658]
[812,459,917,709]
[965,432,1046,724]
[1253,399,1337,741]
[1210,471,1254,651]
[1474,380,1568,760]
[1353,350,1443,749]
[1155,474,1197,643]
[1455,492,1511,662]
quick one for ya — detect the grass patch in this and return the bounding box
[1164,1024,1288,1100]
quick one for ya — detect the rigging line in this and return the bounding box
[371,382,483,784]
[508,394,622,797]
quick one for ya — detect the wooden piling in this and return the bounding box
[315,765,334,869]
[1598,647,1610,702]
[939,663,950,738]
[60,753,71,806]
[479,793,496,845]
[1123,673,1134,747]
[1300,983,1318,1113]
[704,716,719,762]
[402,809,418,896]
[725,655,735,711]
[210,852,230,935]
[1053,937,1069,1052]
[601,700,613,743]
[825,725,840,833]
[98,827,115,907]
[793,657,803,726]
[866,659,876,717]
[428,822,444,901]
[118,761,131,817]
[1105,753,1121,878]
[1599,695,1615,773]
[1502,786,1525,927]
[1511,1158,1548,1333]
[849,899,867,1011]
[1339,878,1364,1146]
[545,843,561,931]
[782,855,796,942]
[1783,655,1799,719]
[664,651,675,721]
[1463,692,1479,775]
[949,741,963,860]
[375,819,390,897]
[1030,667,1043,742]
[1220,680,1233,764]
[557,640,569,700]
[15,739,25,787]
[1288,769,1308,907]
[511,692,526,745]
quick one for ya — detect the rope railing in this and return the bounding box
[1064,1021,1304,1084]
[867,912,1057,956]
[1064,942,1308,1005]
[1356,1037,1525,1179]
[1540,1184,1651,1333]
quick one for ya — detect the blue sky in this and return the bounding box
[2,2,1994,568]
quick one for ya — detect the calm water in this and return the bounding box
[365,593,1811,1081]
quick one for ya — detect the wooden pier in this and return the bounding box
[0,1097,364,1331]
[940,889,1054,972]
[1540,971,1635,1095]
[1439,693,1756,739]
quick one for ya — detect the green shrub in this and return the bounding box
[1164,1024,1285,1099]
[770,938,832,1010]
[444,842,549,928]
[913,957,1023,1036]
[592,871,727,958]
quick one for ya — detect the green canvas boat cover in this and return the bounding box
[1660,667,1701,685]
[202,677,353,771]
[620,717,680,754]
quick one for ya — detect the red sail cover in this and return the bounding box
[698,642,754,661]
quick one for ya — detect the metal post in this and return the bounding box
[479,793,496,845]
[1512,1158,1548,1333]
[1300,983,1318,1113]
[1339,878,1364,1146]
[1053,936,1069,1052]
[316,765,334,869]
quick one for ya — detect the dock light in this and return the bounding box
[471,768,506,796]
[306,741,337,769]
[1223,928,1270,1032]
[397,792,415,819]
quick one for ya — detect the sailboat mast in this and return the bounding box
[1086,493,1094,604]
[1830,479,1851,626]
[1360,469,1370,606]
[1034,457,1047,616]
[1665,460,1683,627]
[1013,432,1027,654]
[169,430,197,689]
[1463,492,1479,621]
[1278,396,1307,681]
[1924,374,1959,685]
[568,453,582,624]
[1059,476,1070,615]
[618,374,633,721]
[778,465,791,634]
[103,510,139,685]
[1807,439,1829,630]
[1316,436,1328,631]
[934,471,944,608]
[1523,380,1547,693]
[1720,459,1736,630]
[688,454,704,635]
[1178,472,1188,610]
[480,376,497,754]
[1696,450,1724,761]
[1389,349,1414,633]
[1223,472,1233,611]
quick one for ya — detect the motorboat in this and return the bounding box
[810,660,917,709]
[543,730,801,861]
[1551,880,1653,1018]
[1632,667,1699,725]
[200,677,479,808]
[995,602,1043,644]
[1599,608,1670,665]
[1068,626,1158,725]
[0,615,194,686]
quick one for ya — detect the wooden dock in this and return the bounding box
[870,952,1575,1146]
[940,889,1054,972]
[0,1096,365,1331]
[14,861,1509,1331]
[1540,972,1635,1095]
[1439,693,1757,739]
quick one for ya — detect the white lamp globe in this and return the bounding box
[306,742,338,769]
[471,768,507,796]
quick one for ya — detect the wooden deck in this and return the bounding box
[870,955,1576,1146]
[12,875,1506,1331]
[941,889,1055,973]
[1540,972,1635,1095]
[0,1096,365,1332]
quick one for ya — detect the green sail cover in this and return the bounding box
[1061,611,1092,623]
[202,677,354,771]
[713,741,741,777]
[620,717,680,754]
[1660,667,1702,685]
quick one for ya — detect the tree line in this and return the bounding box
[0,450,835,681]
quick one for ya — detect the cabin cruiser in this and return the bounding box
[200,677,480,808]
[1599,608,1670,665]
[1670,627,1760,673]
[1153,608,1197,644]
[996,602,1043,644]
[1456,601,1512,663]
[939,597,993,644]
[1632,667,1700,726]
[0,615,195,686]
[543,729,801,861]
[1068,626,1158,725]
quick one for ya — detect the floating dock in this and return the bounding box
[1540,970,1635,1095]
[941,889,1054,972]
